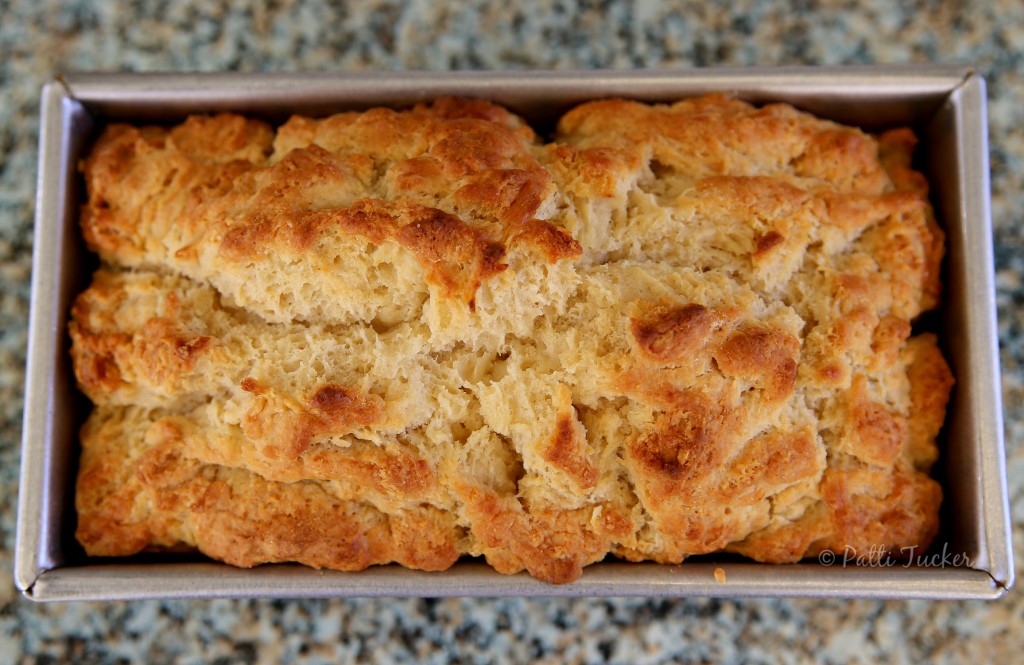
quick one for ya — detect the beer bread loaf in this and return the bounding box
[72,95,952,583]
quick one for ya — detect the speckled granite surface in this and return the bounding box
[2,0,1022,662]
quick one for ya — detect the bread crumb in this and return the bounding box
[714,567,727,583]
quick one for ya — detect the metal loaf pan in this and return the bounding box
[15,66,1013,601]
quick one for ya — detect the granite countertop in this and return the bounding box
[2,1,1021,662]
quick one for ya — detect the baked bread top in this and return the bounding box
[81,98,581,349]
[73,96,952,583]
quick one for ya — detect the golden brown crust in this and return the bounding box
[630,303,720,363]
[239,381,386,460]
[451,480,613,583]
[76,407,460,571]
[537,387,599,493]
[555,95,891,193]
[217,199,512,310]
[80,99,571,338]
[818,467,942,558]
[904,334,956,471]
[74,95,952,583]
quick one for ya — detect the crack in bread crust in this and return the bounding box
[74,95,952,583]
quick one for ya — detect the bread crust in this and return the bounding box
[74,95,953,583]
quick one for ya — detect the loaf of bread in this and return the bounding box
[72,95,953,583]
